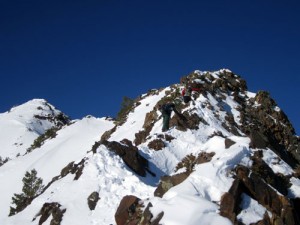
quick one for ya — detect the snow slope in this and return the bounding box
[0,115,115,223]
[0,99,66,159]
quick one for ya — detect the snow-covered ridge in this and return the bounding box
[0,69,299,225]
[0,99,69,160]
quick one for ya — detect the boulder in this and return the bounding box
[154,172,190,197]
[87,191,100,210]
[148,139,166,151]
[115,196,163,225]
[100,139,150,177]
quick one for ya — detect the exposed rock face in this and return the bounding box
[35,202,66,225]
[220,165,300,225]
[225,138,236,149]
[108,70,300,225]
[115,195,163,225]
[240,91,300,167]
[33,101,71,128]
[135,110,159,146]
[87,191,100,210]
[175,152,216,173]
[148,139,166,151]
[155,152,216,198]
[100,139,151,177]
[60,158,86,180]
[154,172,190,197]
[170,112,204,131]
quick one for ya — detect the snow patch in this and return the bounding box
[237,193,271,224]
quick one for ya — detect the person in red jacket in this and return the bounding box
[182,86,192,103]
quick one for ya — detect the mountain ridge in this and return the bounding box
[0,69,299,225]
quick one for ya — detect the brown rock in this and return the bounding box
[37,202,66,225]
[115,195,140,225]
[87,191,100,210]
[100,139,150,177]
[225,138,236,149]
[154,172,190,197]
[148,139,166,151]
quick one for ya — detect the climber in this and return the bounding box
[158,102,183,132]
[181,86,192,104]
[181,80,202,104]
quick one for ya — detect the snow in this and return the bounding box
[194,78,205,84]
[246,91,256,99]
[262,148,294,176]
[237,193,271,224]
[150,195,232,225]
[0,99,63,159]
[288,177,300,198]
[143,132,251,224]
[225,95,242,126]
[109,88,167,142]
[0,116,114,222]
[1,74,300,225]
[274,106,281,112]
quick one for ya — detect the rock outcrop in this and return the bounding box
[100,139,152,177]
[115,195,163,225]
[34,202,66,225]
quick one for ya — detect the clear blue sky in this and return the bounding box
[1,0,299,135]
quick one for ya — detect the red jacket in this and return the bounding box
[182,88,201,96]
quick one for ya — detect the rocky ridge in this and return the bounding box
[107,69,300,225]
[1,69,299,225]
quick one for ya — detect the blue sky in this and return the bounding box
[0,0,299,134]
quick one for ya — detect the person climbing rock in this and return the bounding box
[181,86,192,104]
[159,102,183,132]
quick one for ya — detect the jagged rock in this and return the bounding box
[251,151,289,195]
[36,202,66,225]
[224,114,240,136]
[134,110,159,146]
[148,139,166,151]
[115,196,163,225]
[100,125,117,142]
[142,203,164,225]
[249,128,271,149]
[87,191,100,210]
[240,90,300,166]
[100,139,150,177]
[50,206,66,225]
[254,213,272,225]
[175,152,216,172]
[170,112,203,131]
[134,129,149,146]
[60,161,74,177]
[220,165,300,225]
[154,172,190,197]
[91,141,101,153]
[115,195,139,225]
[225,138,236,149]
[249,128,299,168]
[162,134,175,142]
[291,198,300,218]
[196,152,215,164]
[220,179,243,224]
[143,110,159,130]
[59,158,86,180]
